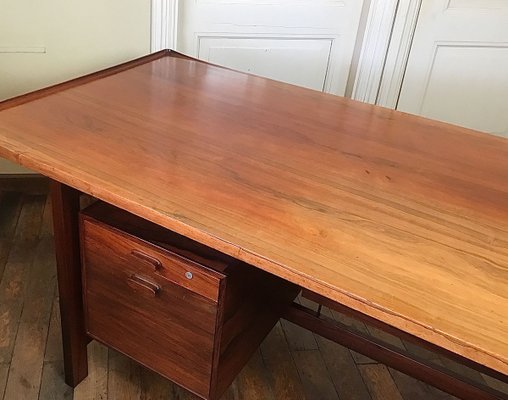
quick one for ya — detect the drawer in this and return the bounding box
[80,213,226,398]
[80,201,299,400]
[82,217,225,302]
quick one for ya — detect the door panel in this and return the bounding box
[447,0,508,9]
[397,0,508,137]
[418,44,508,135]
[200,37,332,90]
[178,0,364,95]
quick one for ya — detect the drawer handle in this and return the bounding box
[131,249,163,271]
[127,274,161,297]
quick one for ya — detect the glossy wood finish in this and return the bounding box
[0,51,170,112]
[81,208,225,398]
[80,202,298,399]
[50,181,88,387]
[85,219,225,302]
[0,51,507,376]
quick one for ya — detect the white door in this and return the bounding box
[177,0,365,95]
[397,0,508,137]
[0,0,151,173]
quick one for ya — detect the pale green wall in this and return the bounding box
[0,0,151,173]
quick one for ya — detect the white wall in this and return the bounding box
[0,0,151,173]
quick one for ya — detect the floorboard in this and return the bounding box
[0,195,45,374]
[359,364,404,400]
[3,197,55,400]
[73,342,108,400]
[0,364,8,400]
[0,192,23,283]
[259,322,305,400]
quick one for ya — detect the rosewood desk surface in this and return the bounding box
[0,50,507,376]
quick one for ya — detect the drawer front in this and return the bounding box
[81,218,223,398]
[84,217,224,302]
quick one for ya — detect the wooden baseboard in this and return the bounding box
[0,173,43,179]
[0,175,49,194]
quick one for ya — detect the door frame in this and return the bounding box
[352,0,423,106]
[151,0,179,52]
[376,0,422,108]
[352,0,400,103]
[150,0,422,108]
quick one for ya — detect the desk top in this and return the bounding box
[0,50,507,375]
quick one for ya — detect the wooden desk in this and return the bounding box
[0,50,507,399]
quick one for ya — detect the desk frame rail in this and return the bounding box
[284,290,508,400]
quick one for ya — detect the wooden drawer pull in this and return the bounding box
[127,274,161,297]
[131,249,162,270]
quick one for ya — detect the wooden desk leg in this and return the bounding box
[50,181,88,387]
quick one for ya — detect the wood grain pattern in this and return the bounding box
[50,182,89,387]
[72,342,108,400]
[83,217,225,302]
[0,191,22,282]
[0,51,506,375]
[0,364,7,400]
[3,196,55,399]
[80,202,298,399]
[0,51,169,113]
[39,296,74,400]
[314,308,373,400]
[259,322,306,400]
[291,347,339,400]
[360,364,404,400]
[81,202,231,302]
[81,217,220,398]
[0,195,45,368]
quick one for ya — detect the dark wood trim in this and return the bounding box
[302,289,508,384]
[284,302,507,400]
[0,174,42,179]
[0,175,49,195]
[0,50,170,111]
[50,181,89,387]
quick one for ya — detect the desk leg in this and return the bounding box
[50,181,88,387]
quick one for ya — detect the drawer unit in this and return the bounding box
[80,202,298,399]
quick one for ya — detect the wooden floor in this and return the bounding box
[0,179,507,400]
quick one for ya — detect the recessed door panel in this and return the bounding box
[398,0,508,137]
[199,37,333,91]
[178,0,364,95]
